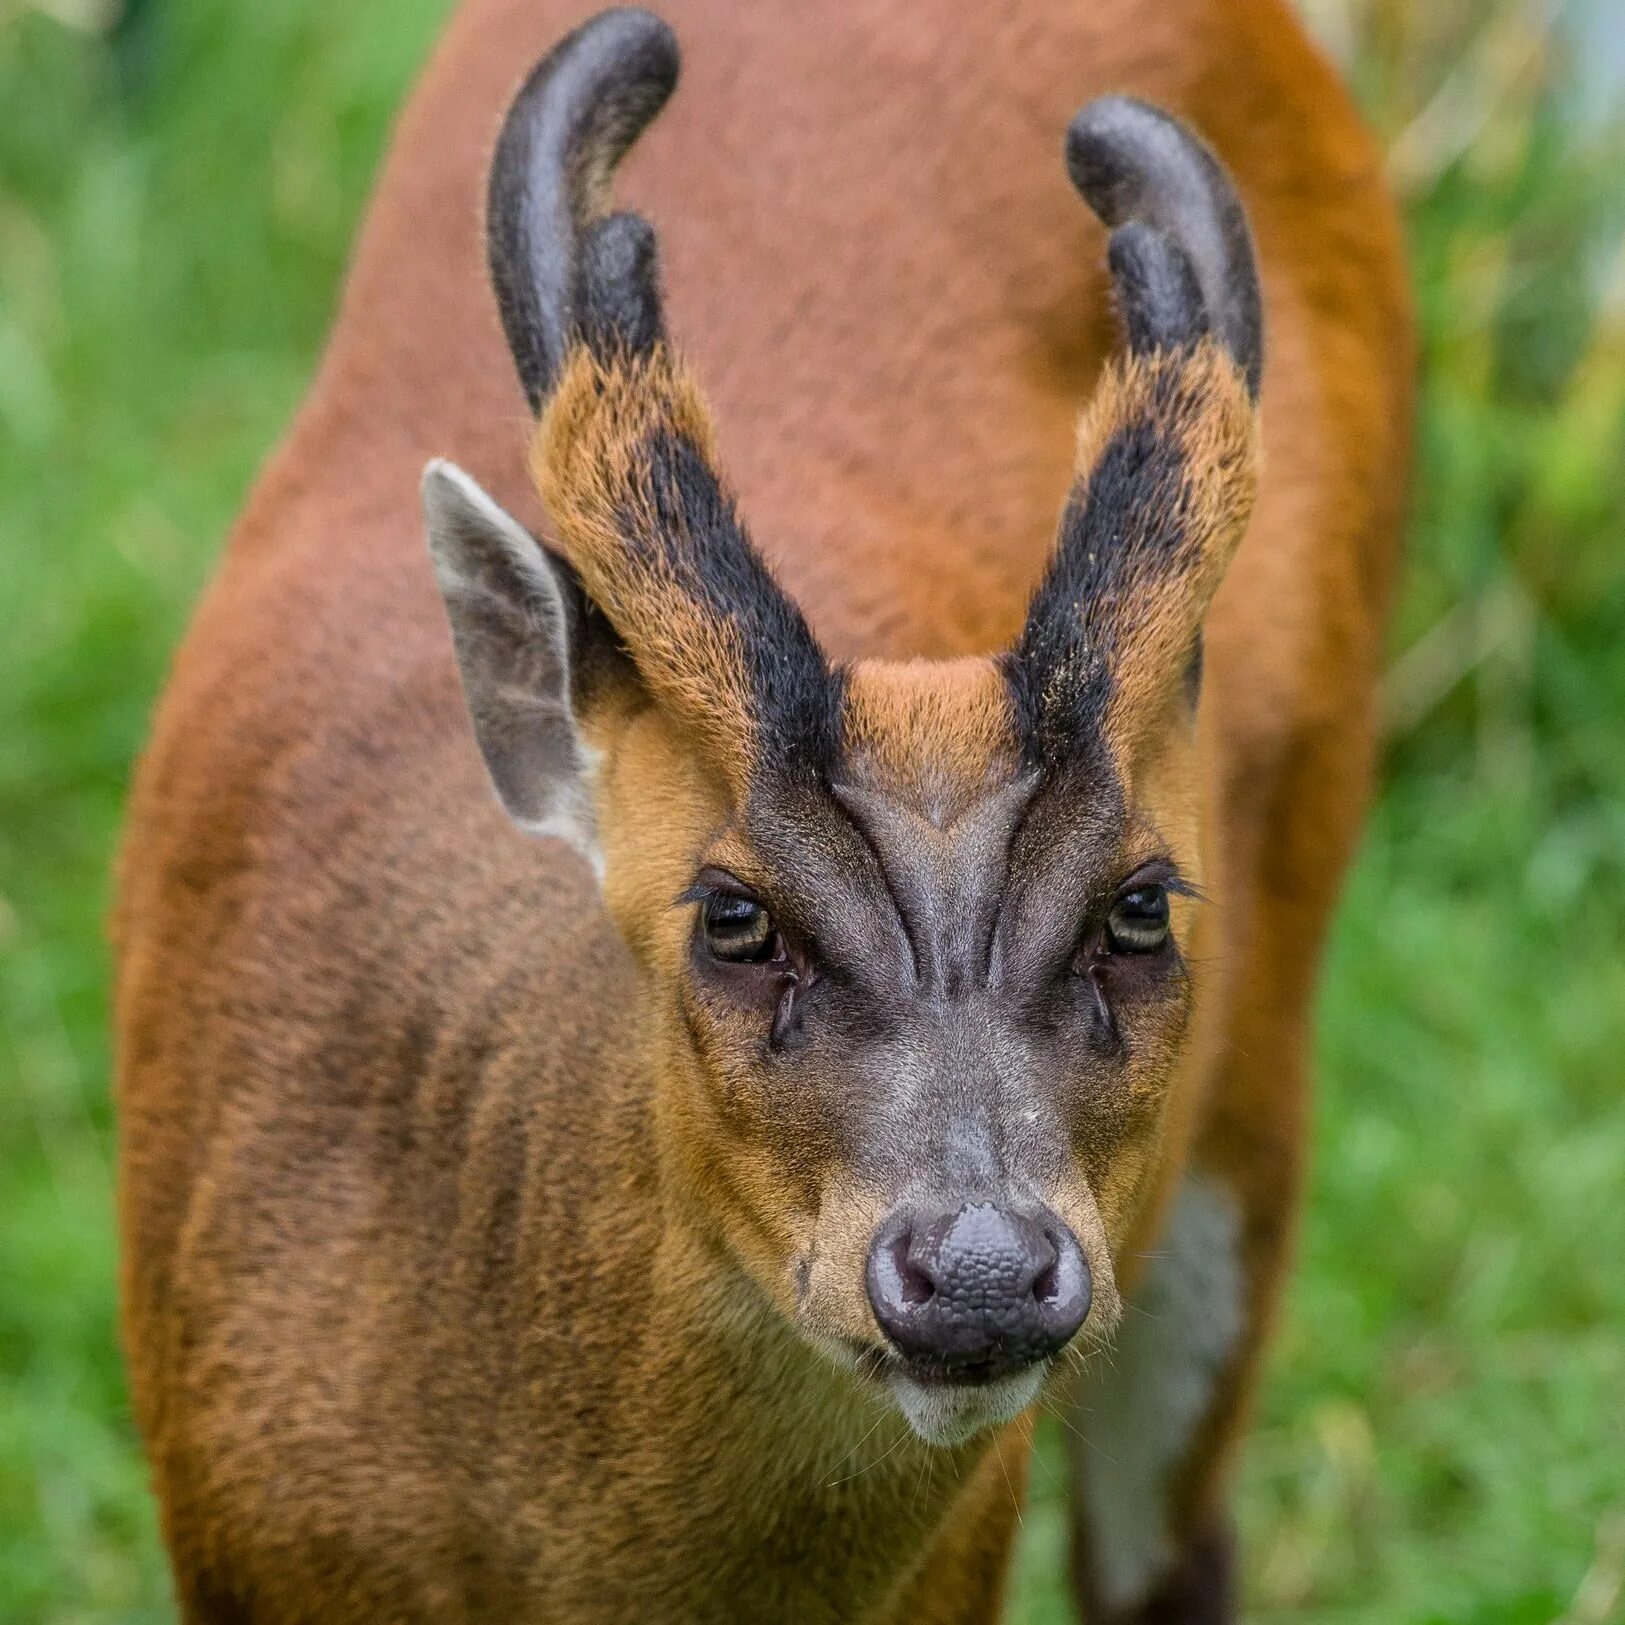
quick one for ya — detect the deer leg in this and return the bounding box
[1064,1138,1300,1624]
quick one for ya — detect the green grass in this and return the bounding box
[2,1,1621,1620]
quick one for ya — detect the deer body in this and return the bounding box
[115,1,1411,1620]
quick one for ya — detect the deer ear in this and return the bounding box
[422,459,602,873]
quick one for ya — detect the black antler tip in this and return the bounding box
[571,8,681,112]
[1065,97,1181,227]
[487,7,681,411]
[1064,95,1264,399]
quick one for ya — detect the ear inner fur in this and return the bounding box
[1009,336,1258,777]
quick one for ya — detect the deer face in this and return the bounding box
[425,11,1260,1445]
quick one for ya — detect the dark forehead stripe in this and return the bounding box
[1006,427,1187,760]
[832,777,1039,994]
[631,428,845,782]
[1006,348,1213,764]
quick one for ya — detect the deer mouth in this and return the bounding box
[848,1344,1050,1446]
[883,1358,1049,1446]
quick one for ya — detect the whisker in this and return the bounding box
[992,1431,1025,1532]
[1039,1396,1119,1469]
[826,1421,908,1490]
[823,1409,888,1478]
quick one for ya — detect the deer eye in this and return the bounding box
[1104,883,1171,954]
[700,893,784,965]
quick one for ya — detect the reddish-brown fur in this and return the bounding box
[115,1,1411,1619]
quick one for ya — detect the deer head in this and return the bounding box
[425,6,1260,1445]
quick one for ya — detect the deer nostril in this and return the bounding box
[890,1229,935,1306]
[867,1213,934,1322]
[1032,1232,1062,1304]
[1042,1224,1092,1330]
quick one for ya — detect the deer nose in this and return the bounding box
[865,1202,1091,1381]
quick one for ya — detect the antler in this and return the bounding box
[484,10,839,793]
[1009,98,1264,768]
[487,6,677,406]
[1066,98,1263,398]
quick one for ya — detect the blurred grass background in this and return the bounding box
[1,0,1621,1619]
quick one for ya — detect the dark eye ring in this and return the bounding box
[1105,883,1171,955]
[700,892,786,966]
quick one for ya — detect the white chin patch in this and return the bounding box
[886,1364,1047,1447]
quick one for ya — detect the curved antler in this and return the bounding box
[1009,99,1263,767]
[483,10,839,794]
[487,7,678,410]
[1066,96,1263,398]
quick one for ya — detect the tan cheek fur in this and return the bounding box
[584,707,836,1323]
[798,1181,895,1350]
[584,702,731,971]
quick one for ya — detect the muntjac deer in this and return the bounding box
[115,2,1411,1619]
